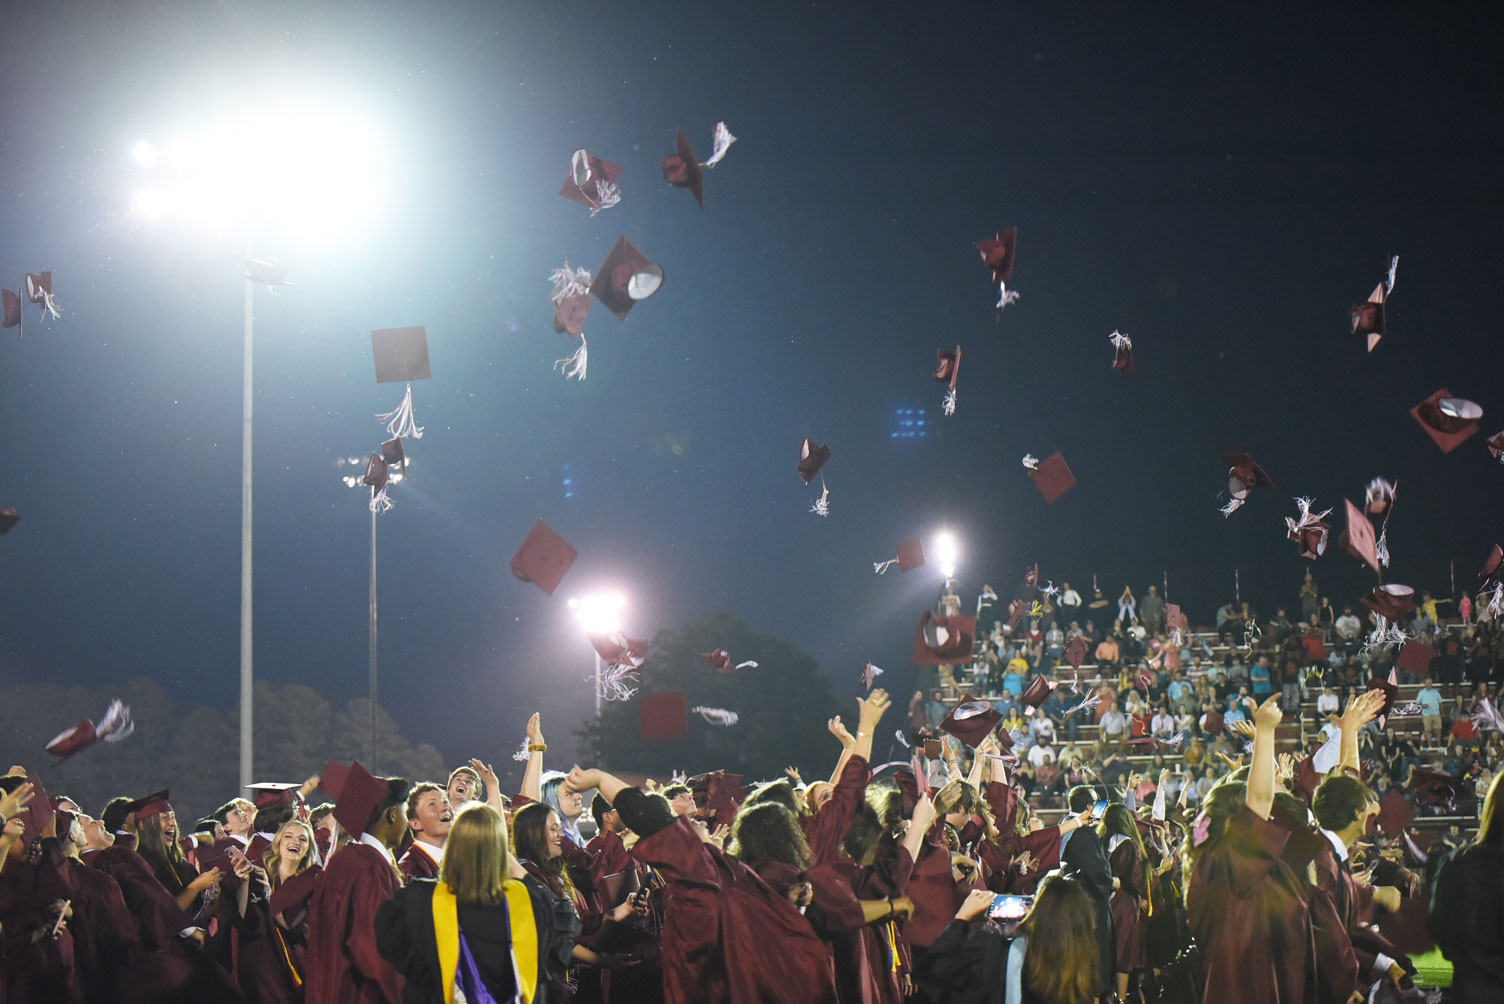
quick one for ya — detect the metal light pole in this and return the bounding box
[239,246,255,791]
[368,504,378,769]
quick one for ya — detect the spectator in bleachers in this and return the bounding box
[1140,585,1164,635]
[1299,570,1319,623]
[1317,686,1340,716]
[1151,703,1175,739]
[1098,700,1127,753]
[1250,655,1273,699]
[1335,605,1362,647]
[1095,634,1120,670]
[1059,581,1082,613]
[1418,678,1444,744]
[1117,587,1137,630]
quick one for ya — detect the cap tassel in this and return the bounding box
[1488,582,1504,620]
[1385,254,1399,293]
[1219,497,1245,517]
[1472,697,1504,734]
[809,477,831,517]
[995,281,1020,310]
[586,179,622,216]
[96,700,134,743]
[691,706,740,726]
[1376,530,1391,569]
[700,122,737,168]
[376,384,424,440]
[369,486,394,514]
[1064,693,1100,718]
[595,662,640,702]
[1021,454,1039,470]
[511,739,532,762]
[554,335,588,381]
[942,388,956,416]
[549,262,594,302]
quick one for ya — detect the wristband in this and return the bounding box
[528,743,548,752]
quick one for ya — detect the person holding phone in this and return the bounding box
[1059,785,1115,999]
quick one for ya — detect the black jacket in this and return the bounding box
[375,875,580,1004]
[1428,843,1504,1004]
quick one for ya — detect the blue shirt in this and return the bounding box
[1417,686,1442,716]
[1250,665,1272,695]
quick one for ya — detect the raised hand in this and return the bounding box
[0,781,35,821]
[956,887,993,922]
[827,716,855,748]
[564,765,603,793]
[1228,719,1257,740]
[784,766,802,783]
[910,793,937,834]
[857,688,892,733]
[1340,690,1386,731]
[1252,693,1283,730]
[526,713,545,747]
[468,758,500,793]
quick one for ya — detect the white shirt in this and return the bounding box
[1335,614,1361,639]
[1317,692,1340,714]
[358,830,397,866]
[1027,744,1055,768]
[1319,828,1397,978]
[411,838,444,865]
[1061,589,1082,608]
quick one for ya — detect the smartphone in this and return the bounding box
[988,894,1032,920]
[1093,798,1109,819]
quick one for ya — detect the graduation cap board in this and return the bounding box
[940,696,1001,748]
[248,782,303,810]
[1339,499,1380,573]
[372,326,430,441]
[1397,641,1435,675]
[1410,389,1481,453]
[590,237,664,320]
[1375,788,1414,838]
[1064,636,1089,670]
[1361,583,1416,621]
[661,130,704,208]
[510,521,577,596]
[639,692,688,742]
[798,438,830,485]
[913,611,976,665]
[935,346,961,414]
[559,149,622,214]
[332,761,389,839]
[2,289,20,329]
[15,774,54,846]
[1027,452,1076,504]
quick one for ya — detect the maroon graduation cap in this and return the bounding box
[701,649,737,674]
[1375,789,1415,838]
[509,521,578,595]
[1349,280,1387,352]
[332,761,389,839]
[934,347,961,388]
[589,237,664,320]
[1291,755,1320,802]
[1490,429,1504,462]
[361,453,389,500]
[1165,604,1188,634]
[1361,583,1416,621]
[940,696,1001,748]
[1109,330,1133,374]
[320,761,351,801]
[913,611,976,665]
[124,788,172,822]
[1367,668,1399,728]
[553,294,591,339]
[590,632,648,670]
[639,692,688,742]
[1222,453,1274,501]
[895,537,925,573]
[1028,452,1076,504]
[1409,769,1457,810]
[2,289,20,329]
[1020,674,1056,709]
[1338,499,1380,573]
[977,227,1017,285]
[797,438,831,485]
[1203,710,1224,737]
[15,774,54,846]
[1396,641,1435,675]
[1480,543,1503,583]
[1410,389,1481,454]
[1364,478,1396,519]
[249,782,304,811]
[559,149,623,211]
[860,662,882,690]
[1064,636,1089,670]
[661,130,705,208]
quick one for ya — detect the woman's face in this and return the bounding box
[278,825,308,865]
[556,786,584,819]
[543,811,565,860]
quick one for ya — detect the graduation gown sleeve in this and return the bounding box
[801,755,870,865]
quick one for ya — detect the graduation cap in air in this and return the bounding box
[1202,710,1224,737]
[559,149,623,214]
[940,695,1001,747]
[1026,452,1076,504]
[1165,604,1188,633]
[1396,640,1435,675]
[1348,255,1397,352]
[361,452,390,506]
[14,774,54,847]
[934,346,961,415]
[922,738,944,760]
[1219,453,1273,516]
[553,294,591,339]
[331,761,390,839]
[0,508,18,534]
[372,326,431,441]
[798,438,831,485]
[660,123,735,210]
[1375,789,1415,838]
[1481,543,1503,584]
[1410,389,1482,453]
[1109,330,1134,373]
[1366,668,1399,728]
[1064,636,1089,670]
[875,537,925,574]
[1490,429,1504,462]
[638,692,688,742]
[2,289,20,329]
[700,648,756,674]
[24,271,60,320]
[861,662,883,689]
[320,761,351,801]
[1291,754,1321,802]
[1409,769,1457,811]
[1364,478,1397,519]
[509,520,578,595]
[380,437,406,476]
[248,782,304,811]
[1338,499,1380,573]
[243,259,293,290]
[913,610,975,665]
[589,632,648,671]
[1020,674,1057,709]
[590,237,664,319]
[43,699,133,763]
[1361,583,1416,621]
[1285,498,1332,560]
[977,227,1017,285]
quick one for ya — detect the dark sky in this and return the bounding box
[3,3,1502,772]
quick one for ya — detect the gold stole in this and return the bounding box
[432,881,539,1004]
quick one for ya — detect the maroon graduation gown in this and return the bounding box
[1108,838,1147,973]
[64,856,141,1004]
[801,756,870,865]
[1187,805,1313,1004]
[980,824,1064,896]
[397,844,440,882]
[631,815,837,1004]
[304,843,404,1004]
[0,838,84,1004]
[857,838,913,1004]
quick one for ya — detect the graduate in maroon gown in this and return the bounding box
[585,795,664,1004]
[571,766,839,1004]
[1184,695,1313,1004]
[1,778,84,1004]
[397,783,449,882]
[1099,803,1149,1001]
[303,763,409,1004]
[230,818,321,1004]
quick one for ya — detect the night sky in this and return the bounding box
[3,4,1502,774]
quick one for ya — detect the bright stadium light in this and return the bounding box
[934,530,960,580]
[569,593,627,636]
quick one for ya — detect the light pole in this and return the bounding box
[568,593,628,722]
[342,452,407,769]
[130,97,386,788]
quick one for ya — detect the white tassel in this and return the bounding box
[809,479,830,517]
[691,706,740,726]
[369,487,394,514]
[1064,693,1100,717]
[873,558,898,574]
[1021,454,1039,470]
[1386,254,1399,293]
[97,700,134,742]
[701,122,737,168]
[1040,580,1060,599]
[376,384,424,440]
[995,281,1020,310]
[554,335,588,381]
[942,388,956,416]
[511,739,532,762]
[588,179,621,215]
[1489,582,1504,619]
[549,262,593,302]
[1393,703,1422,717]
[595,663,640,702]
[1220,497,1245,517]
[893,728,911,748]
[1472,697,1504,734]
[1376,530,1391,569]
[1108,330,1132,351]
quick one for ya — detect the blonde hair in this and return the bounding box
[441,803,512,905]
[263,819,317,884]
[1477,770,1503,852]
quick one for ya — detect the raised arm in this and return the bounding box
[1245,695,1282,820]
[826,715,857,784]
[520,713,545,803]
[1337,690,1385,775]
[898,794,938,867]
[852,689,890,765]
[469,759,503,812]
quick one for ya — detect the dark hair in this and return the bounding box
[213,800,247,826]
[308,802,335,826]
[1312,774,1376,833]
[193,817,219,837]
[841,802,885,867]
[661,783,692,802]
[406,782,446,820]
[1097,803,1150,898]
[254,803,295,836]
[101,797,133,834]
[367,778,411,836]
[512,802,573,899]
[728,802,812,871]
[742,779,799,815]
[1067,785,1101,814]
[867,784,908,831]
[591,794,615,831]
[136,814,196,896]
